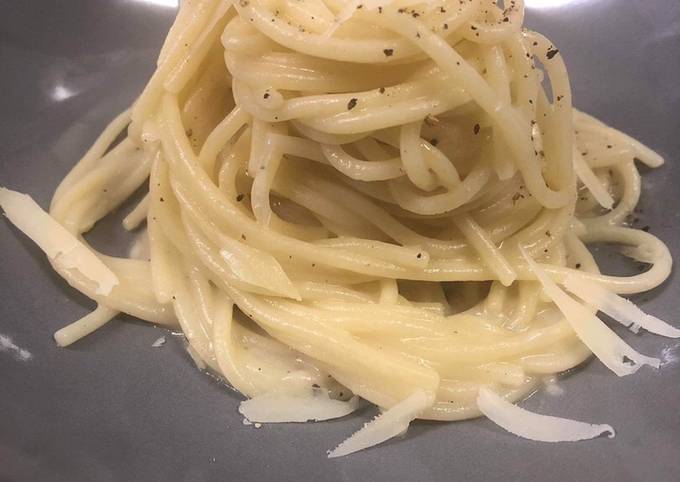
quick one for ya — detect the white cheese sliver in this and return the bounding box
[0,187,118,295]
[477,387,614,442]
[219,237,300,300]
[573,148,614,210]
[520,247,659,376]
[239,393,359,424]
[564,275,680,338]
[328,390,433,458]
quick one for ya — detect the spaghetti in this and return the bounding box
[1,0,677,455]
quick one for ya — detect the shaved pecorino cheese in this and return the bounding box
[328,390,433,458]
[477,387,614,442]
[240,392,359,424]
[521,247,659,376]
[0,187,118,295]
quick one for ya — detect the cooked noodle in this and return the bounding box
[1,0,676,455]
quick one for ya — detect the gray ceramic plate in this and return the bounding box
[1,1,679,481]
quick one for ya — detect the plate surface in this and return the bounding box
[1,1,679,481]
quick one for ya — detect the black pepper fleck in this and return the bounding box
[546,47,559,59]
